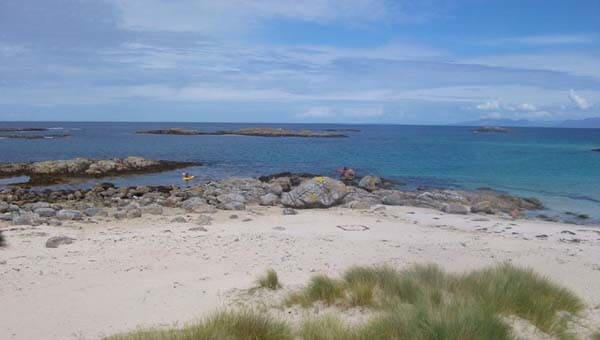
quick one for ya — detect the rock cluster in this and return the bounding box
[0,156,199,185]
[137,127,348,138]
[0,173,545,228]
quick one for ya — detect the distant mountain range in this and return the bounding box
[457,117,600,128]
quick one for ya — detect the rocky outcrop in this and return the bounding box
[0,156,199,185]
[137,127,348,138]
[281,177,348,209]
[0,170,552,228]
[473,126,509,133]
[592,148,600,152]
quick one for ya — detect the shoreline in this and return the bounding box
[1,204,599,339]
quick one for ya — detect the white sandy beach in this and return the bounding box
[1,205,599,339]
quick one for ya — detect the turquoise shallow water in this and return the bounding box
[1,122,599,222]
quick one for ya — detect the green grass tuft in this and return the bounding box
[258,269,282,290]
[106,310,292,340]
[108,263,586,340]
[300,315,355,340]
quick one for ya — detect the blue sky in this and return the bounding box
[0,0,599,124]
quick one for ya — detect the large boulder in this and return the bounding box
[181,197,216,213]
[56,209,84,220]
[0,201,9,213]
[442,203,470,215]
[12,212,42,226]
[281,177,347,209]
[216,193,246,210]
[259,193,279,206]
[142,203,163,215]
[34,207,56,217]
[358,176,382,192]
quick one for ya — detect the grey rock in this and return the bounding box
[12,212,42,226]
[282,208,297,215]
[382,192,408,206]
[196,215,213,226]
[34,207,56,217]
[25,201,51,211]
[56,209,83,220]
[171,216,187,223]
[358,175,382,192]
[281,177,347,209]
[259,193,279,206]
[126,208,142,219]
[0,212,12,221]
[442,203,470,215]
[45,236,76,248]
[113,211,128,220]
[181,197,216,213]
[268,183,283,195]
[471,201,494,214]
[0,201,9,213]
[83,207,101,217]
[216,193,246,210]
[189,226,208,232]
[142,203,163,215]
[345,199,381,210]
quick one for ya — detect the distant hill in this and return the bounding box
[556,117,600,128]
[457,117,600,129]
[456,119,554,128]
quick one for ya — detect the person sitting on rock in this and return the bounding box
[336,167,355,183]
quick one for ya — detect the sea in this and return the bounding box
[1,122,599,223]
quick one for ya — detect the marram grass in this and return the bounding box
[257,269,282,290]
[106,263,585,340]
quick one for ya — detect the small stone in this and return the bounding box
[45,236,76,248]
[229,214,239,219]
[189,226,208,232]
[171,216,187,223]
[282,208,297,215]
[273,226,286,231]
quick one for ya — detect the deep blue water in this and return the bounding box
[1,122,599,222]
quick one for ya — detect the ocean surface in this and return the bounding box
[1,122,599,223]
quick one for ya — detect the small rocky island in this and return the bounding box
[472,126,509,133]
[592,148,600,152]
[0,157,199,185]
[137,127,348,138]
[0,134,71,139]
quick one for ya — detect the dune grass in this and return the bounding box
[286,263,583,339]
[258,269,282,290]
[106,310,292,340]
[107,263,585,340]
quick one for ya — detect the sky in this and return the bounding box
[0,0,599,124]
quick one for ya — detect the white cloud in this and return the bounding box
[298,106,383,119]
[476,100,501,111]
[568,89,591,109]
[108,0,392,33]
[490,34,597,46]
[464,53,600,79]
